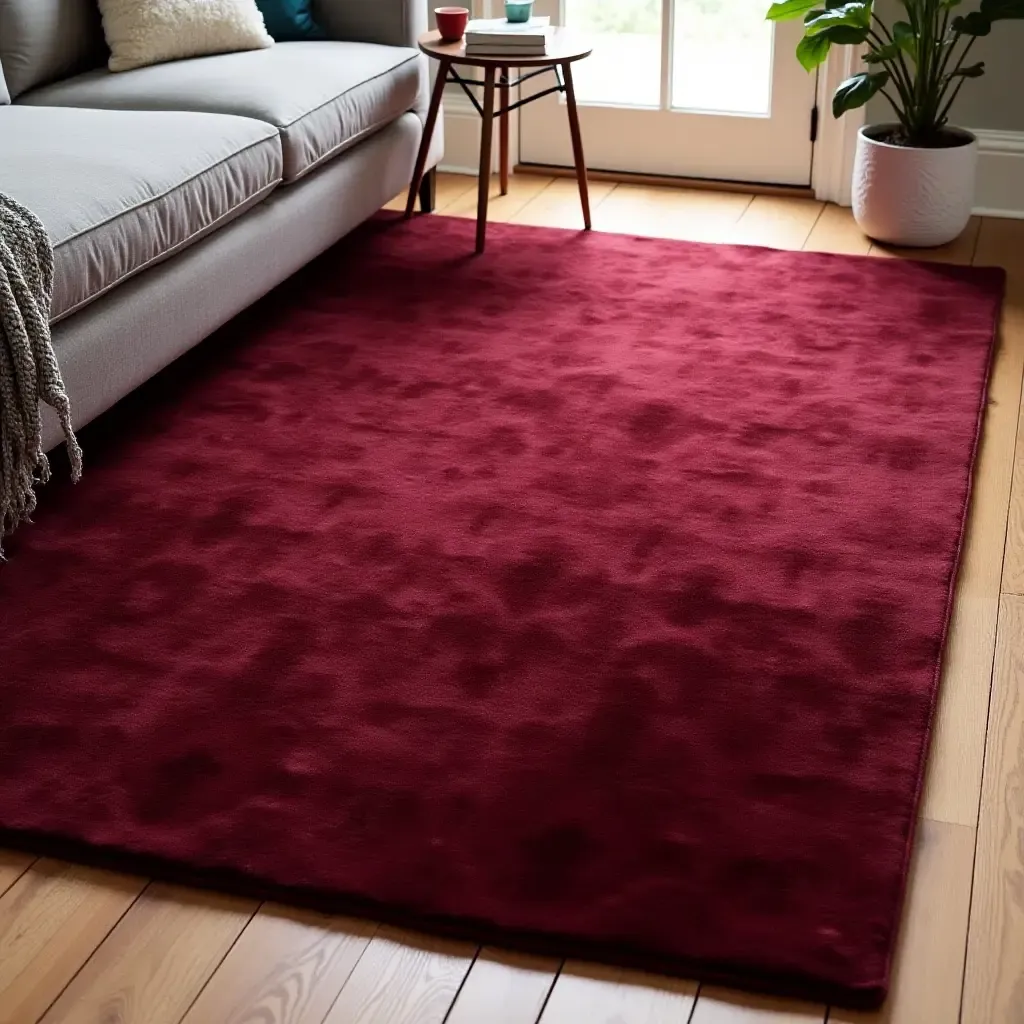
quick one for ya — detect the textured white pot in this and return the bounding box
[852,124,978,248]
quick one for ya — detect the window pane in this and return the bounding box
[671,0,773,114]
[564,0,662,108]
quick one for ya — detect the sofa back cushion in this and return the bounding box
[0,0,107,99]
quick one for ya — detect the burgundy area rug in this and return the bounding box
[0,216,1004,1007]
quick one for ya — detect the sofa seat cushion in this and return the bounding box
[0,106,282,321]
[19,41,424,182]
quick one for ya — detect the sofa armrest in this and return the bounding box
[312,0,427,48]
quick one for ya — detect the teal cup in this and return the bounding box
[505,0,534,22]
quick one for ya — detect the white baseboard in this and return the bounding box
[973,130,1024,219]
[819,125,1024,217]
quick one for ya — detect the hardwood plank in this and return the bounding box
[868,217,981,264]
[994,288,1024,595]
[539,962,698,1024]
[965,217,1024,277]
[433,172,480,212]
[0,851,34,899]
[830,819,975,1024]
[383,172,477,214]
[728,196,825,251]
[595,184,752,243]
[181,904,377,1024]
[921,276,1024,825]
[921,593,1000,827]
[802,204,872,256]
[509,178,615,230]
[446,173,553,223]
[689,988,823,1023]
[320,926,476,1024]
[960,593,1024,1024]
[0,860,145,1024]
[446,948,559,1024]
[39,883,257,1024]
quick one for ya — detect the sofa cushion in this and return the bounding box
[0,0,107,99]
[18,41,424,182]
[0,106,282,322]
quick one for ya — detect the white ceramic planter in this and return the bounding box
[852,124,978,248]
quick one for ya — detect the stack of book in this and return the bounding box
[464,17,553,57]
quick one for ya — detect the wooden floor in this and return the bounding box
[2,174,1023,1024]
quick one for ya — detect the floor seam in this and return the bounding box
[0,855,37,901]
[33,878,152,1024]
[439,945,481,1024]
[311,922,382,1024]
[171,900,262,1024]
[531,960,564,1024]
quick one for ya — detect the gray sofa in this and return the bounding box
[0,0,442,451]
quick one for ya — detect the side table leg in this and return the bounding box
[500,65,510,196]
[419,168,437,214]
[562,61,592,230]
[405,59,449,219]
[476,66,497,254]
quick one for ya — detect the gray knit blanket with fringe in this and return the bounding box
[0,193,82,557]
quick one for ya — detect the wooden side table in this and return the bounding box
[405,28,593,253]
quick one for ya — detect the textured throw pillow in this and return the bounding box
[97,0,274,73]
[256,0,324,40]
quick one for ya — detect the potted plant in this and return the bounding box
[766,0,1024,246]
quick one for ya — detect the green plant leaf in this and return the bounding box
[947,60,986,77]
[766,0,819,21]
[892,21,917,60]
[864,42,900,61]
[941,0,963,6]
[832,71,890,117]
[820,24,870,41]
[796,33,832,69]
[802,8,868,39]
[805,1,872,33]
[952,11,993,33]
[980,0,1024,18]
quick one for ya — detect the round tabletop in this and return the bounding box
[418,28,592,67]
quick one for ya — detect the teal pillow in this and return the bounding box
[256,0,325,41]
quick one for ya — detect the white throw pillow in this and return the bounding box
[98,0,274,73]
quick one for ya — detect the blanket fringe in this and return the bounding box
[0,193,81,557]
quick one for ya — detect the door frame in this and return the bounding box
[436,0,865,203]
[811,43,865,206]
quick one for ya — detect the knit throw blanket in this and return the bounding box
[0,193,82,557]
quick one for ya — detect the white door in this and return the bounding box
[519,0,817,185]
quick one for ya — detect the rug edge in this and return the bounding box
[878,273,1007,996]
[0,823,887,1010]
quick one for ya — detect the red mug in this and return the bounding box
[435,6,469,41]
